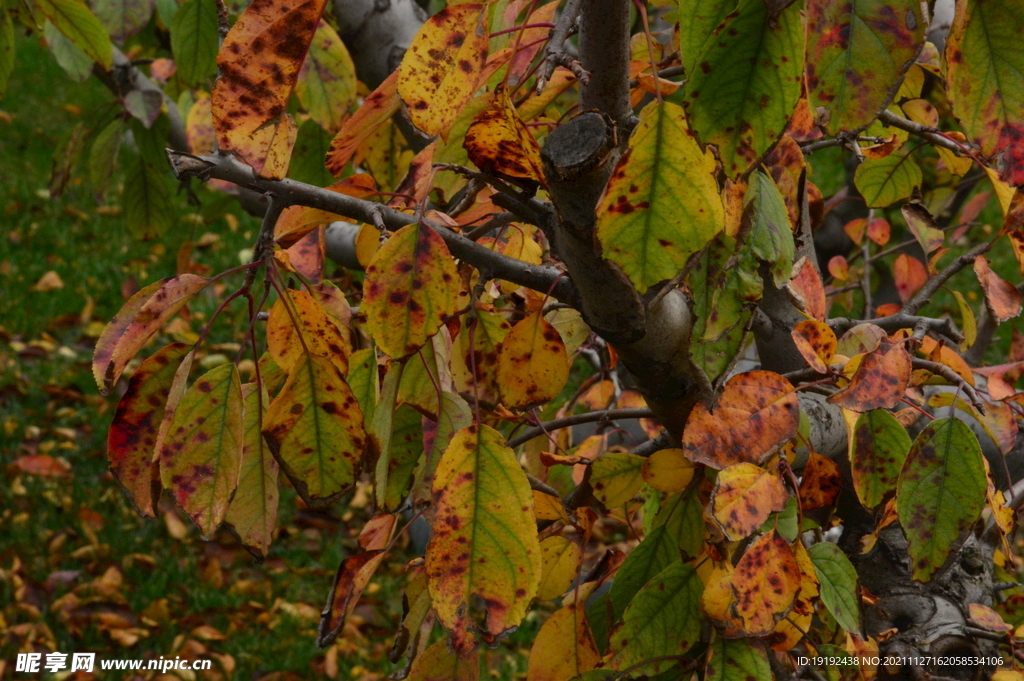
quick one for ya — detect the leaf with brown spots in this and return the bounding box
[705,635,772,681]
[405,638,479,681]
[526,602,601,681]
[596,100,724,293]
[975,255,1023,323]
[262,354,366,506]
[107,343,192,518]
[729,531,801,636]
[463,83,544,184]
[768,541,819,651]
[451,304,510,406]
[295,20,356,135]
[425,424,541,653]
[267,287,351,376]
[642,448,697,494]
[325,70,401,176]
[946,0,1024,186]
[805,0,926,134]
[496,308,570,409]
[798,450,841,511]
[93,273,209,394]
[746,170,796,287]
[711,463,789,541]
[606,560,703,675]
[828,341,911,412]
[682,371,800,469]
[808,542,860,634]
[786,257,827,321]
[362,222,460,359]
[850,409,912,509]
[589,451,646,509]
[537,535,580,601]
[791,319,837,374]
[896,417,987,581]
[224,383,279,557]
[682,0,803,178]
[397,4,489,137]
[212,0,320,174]
[159,363,244,536]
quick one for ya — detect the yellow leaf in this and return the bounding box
[711,463,789,541]
[537,535,579,601]
[32,270,64,292]
[464,83,545,183]
[589,451,646,508]
[768,541,818,651]
[451,304,510,406]
[267,288,351,375]
[496,309,569,409]
[526,603,600,681]
[406,638,479,681]
[641,448,696,493]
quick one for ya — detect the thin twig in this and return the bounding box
[626,64,686,89]
[902,241,991,315]
[505,407,654,449]
[535,0,584,93]
[912,358,986,414]
[465,212,518,241]
[829,313,964,345]
[877,109,983,161]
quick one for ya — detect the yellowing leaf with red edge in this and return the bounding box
[711,463,789,541]
[969,603,1013,633]
[108,343,191,518]
[682,371,800,469]
[975,255,1022,323]
[496,309,569,409]
[798,450,841,511]
[295,20,356,135]
[642,448,696,493]
[589,451,645,509]
[828,255,849,281]
[786,257,826,321]
[224,383,279,557]
[159,363,244,536]
[537,535,580,601]
[398,4,489,137]
[212,0,322,178]
[829,341,910,412]
[262,354,366,506]
[464,83,544,184]
[526,603,600,681]
[768,541,818,651]
[362,223,460,359]
[267,288,351,375]
[597,100,724,294]
[93,273,208,393]
[791,319,837,374]
[730,531,801,636]
[426,424,541,654]
[326,70,400,176]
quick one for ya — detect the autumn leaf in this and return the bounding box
[262,355,366,506]
[975,255,1022,323]
[363,223,459,359]
[711,463,789,541]
[589,451,645,509]
[108,343,192,517]
[537,535,580,601]
[596,100,724,293]
[829,341,911,412]
[425,424,541,653]
[641,448,696,494]
[729,531,801,636]
[526,603,600,681]
[451,305,510,406]
[159,363,244,536]
[405,639,479,681]
[266,288,351,375]
[463,83,544,184]
[295,20,356,135]
[798,450,841,511]
[325,70,400,176]
[397,4,489,137]
[791,320,837,374]
[855,151,922,208]
[808,542,860,634]
[768,541,818,651]
[93,274,208,393]
[212,0,324,178]
[902,202,945,255]
[897,417,987,581]
[787,257,827,321]
[496,309,569,409]
[682,371,800,469]
[224,383,279,557]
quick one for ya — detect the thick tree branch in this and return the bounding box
[333,0,426,90]
[166,150,580,304]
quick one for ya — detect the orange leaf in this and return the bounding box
[212,0,323,178]
[325,70,401,176]
[968,603,1013,633]
[787,257,826,321]
[464,83,544,184]
[317,549,388,645]
[829,342,911,412]
[274,175,377,247]
[791,319,837,374]
[975,255,1022,323]
[682,371,800,469]
[893,253,927,303]
[844,218,866,245]
[730,531,801,636]
[397,4,489,137]
[828,255,849,281]
[711,463,789,540]
[867,217,890,246]
[798,450,841,511]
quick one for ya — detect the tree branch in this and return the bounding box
[166,150,580,304]
[912,358,986,414]
[877,109,981,159]
[506,407,653,450]
[535,0,585,93]
[902,241,991,316]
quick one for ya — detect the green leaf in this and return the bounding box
[746,171,795,286]
[854,150,922,208]
[36,0,112,69]
[88,117,125,193]
[607,560,703,674]
[650,488,705,559]
[705,635,771,681]
[682,0,803,178]
[677,0,736,77]
[596,100,724,293]
[589,451,645,509]
[850,409,912,508]
[0,9,16,97]
[411,391,472,504]
[806,0,927,134]
[946,0,1024,185]
[288,118,335,187]
[91,0,155,44]
[896,417,987,581]
[122,156,174,239]
[159,363,244,536]
[262,354,367,506]
[170,0,218,86]
[346,347,378,433]
[43,19,93,81]
[224,383,279,557]
[295,20,356,134]
[808,542,861,634]
[952,291,977,350]
[371,363,403,509]
[425,424,542,653]
[382,404,423,511]
[398,335,450,420]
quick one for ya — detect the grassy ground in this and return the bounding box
[0,36,466,681]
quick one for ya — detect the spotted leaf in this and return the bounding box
[295,20,356,134]
[463,83,544,183]
[791,319,837,374]
[711,463,789,541]
[325,70,401,175]
[829,341,911,412]
[589,451,646,509]
[496,309,570,409]
[729,531,801,636]
[851,409,912,509]
[224,383,279,557]
[267,287,351,376]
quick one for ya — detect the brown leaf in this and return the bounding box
[829,342,911,412]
